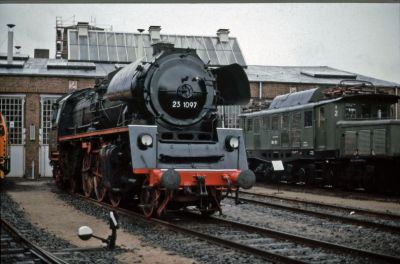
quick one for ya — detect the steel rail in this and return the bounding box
[231,194,400,234]
[75,194,305,264]
[1,218,68,264]
[239,190,400,220]
[209,214,400,263]
[76,193,400,263]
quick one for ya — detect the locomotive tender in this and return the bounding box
[241,81,400,192]
[49,42,255,217]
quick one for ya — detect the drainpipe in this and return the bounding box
[31,160,35,180]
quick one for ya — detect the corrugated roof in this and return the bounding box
[245,65,399,88]
[67,29,246,66]
[1,59,399,92]
[0,58,115,78]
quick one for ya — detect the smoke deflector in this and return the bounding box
[212,63,250,105]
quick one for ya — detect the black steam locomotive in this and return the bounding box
[49,42,255,217]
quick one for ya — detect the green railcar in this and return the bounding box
[241,82,400,193]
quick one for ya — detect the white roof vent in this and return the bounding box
[77,22,89,37]
[217,28,230,43]
[148,26,161,42]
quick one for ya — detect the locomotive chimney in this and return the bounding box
[7,24,15,64]
[217,28,230,43]
[148,25,161,43]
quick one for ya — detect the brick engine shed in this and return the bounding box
[0,20,398,178]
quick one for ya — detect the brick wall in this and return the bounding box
[249,81,322,100]
[0,76,95,94]
[0,75,96,178]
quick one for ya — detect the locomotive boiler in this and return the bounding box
[49,42,255,217]
[241,81,400,193]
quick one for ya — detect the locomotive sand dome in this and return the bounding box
[50,42,255,217]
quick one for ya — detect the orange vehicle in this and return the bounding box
[0,112,10,179]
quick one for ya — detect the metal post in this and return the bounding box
[7,24,15,64]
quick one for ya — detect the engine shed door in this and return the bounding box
[315,106,327,149]
[0,95,26,177]
[39,95,60,177]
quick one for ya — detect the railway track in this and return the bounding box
[75,193,400,264]
[1,216,112,264]
[234,190,400,233]
[1,217,66,264]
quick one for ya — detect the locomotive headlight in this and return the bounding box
[138,134,153,149]
[226,136,239,151]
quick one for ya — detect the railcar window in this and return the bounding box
[262,117,269,130]
[345,104,357,119]
[292,112,301,130]
[345,103,392,119]
[0,126,4,136]
[282,114,289,130]
[318,107,326,128]
[246,118,253,132]
[254,118,260,133]
[304,111,312,127]
[271,115,279,130]
[281,131,289,146]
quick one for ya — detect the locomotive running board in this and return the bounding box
[58,127,129,141]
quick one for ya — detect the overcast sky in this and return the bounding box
[0,3,399,83]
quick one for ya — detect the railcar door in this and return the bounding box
[39,96,60,177]
[0,95,25,177]
[315,106,327,149]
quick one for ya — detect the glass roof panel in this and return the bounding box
[99,45,108,61]
[89,45,99,61]
[69,31,78,45]
[97,32,106,46]
[69,45,79,60]
[88,32,97,45]
[79,41,89,60]
[117,46,127,62]
[107,32,116,47]
[115,33,124,46]
[67,30,245,66]
[126,34,135,46]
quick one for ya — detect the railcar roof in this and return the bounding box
[269,88,318,109]
[0,57,117,78]
[240,97,342,118]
